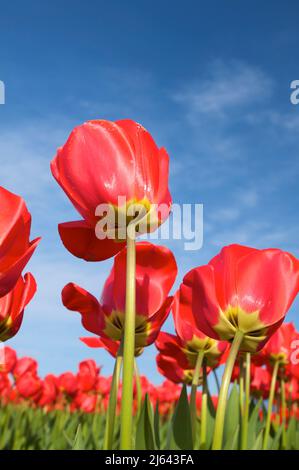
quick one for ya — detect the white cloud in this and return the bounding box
[173,60,273,118]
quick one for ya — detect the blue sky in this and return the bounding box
[1,1,299,384]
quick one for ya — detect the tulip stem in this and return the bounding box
[239,358,245,416]
[103,344,123,450]
[134,359,142,417]
[212,330,244,450]
[280,377,287,450]
[241,352,251,450]
[200,360,208,450]
[263,360,280,450]
[190,350,204,446]
[120,229,136,450]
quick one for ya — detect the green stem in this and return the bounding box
[241,352,250,450]
[212,330,244,450]
[200,360,208,450]
[263,360,280,450]
[120,231,136,450]
[281,376,287,450]
[190,350,204,446]
[134,359,142,418]
[103,345,123,450]
[239,357,244,417]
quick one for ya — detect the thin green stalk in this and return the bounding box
[120,230,136,450]
[134,359,142,418]
[263,360,280,450]
[212,330,244,450]
[103,346,123,450]
[241,352,251,450]
[190,350,204,445]
[280,377,287,450]
[239,357,245,417]
[200,360,208,450]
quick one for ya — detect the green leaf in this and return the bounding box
[247,398,262,449]
[286,416,296,450]
[72,424,84,450]
[223,425,240,450]
[252,429,263,450]
[171,385,193,450]
[223,382,240,448]
[205,390,216,450]
[135,394,156,450]
[271,425,282,450]
[154,402,161,450]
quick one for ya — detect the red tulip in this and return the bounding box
[77,359,100,392]
[96,376,112,398]
[62,242,177,349]
[260,322,298,370]
[173,286,228,365]
[180,244,299,352]
[38,374,57,407]
[250,366,271,399]
[76,393,97,413]
[13,356,38,379]
[0,273,37,342]
[0,346,17,373]
[16,372,42,399]
[0,187,40,297]
[57,372,78,396]
[51,120,171,261]
[0,372,11,396]
[156,333,209,385]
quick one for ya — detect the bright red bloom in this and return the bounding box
[0,273,37,342]
[38,374,57,407]
[16,372,42,399]
[76,393,97,413]
[153,380,181,415]
[0,187,40,297]
[173,286,228,365]
[57,372,78,396]
[13,356,38,379]
[0,346,17,373]
[62,242,177,350]
[96,376,112,398]
[51,120,171,261]
[260,323,298,371]
[156,332,210,385]
[180,244,299,352]
[250,366,271,399]
[77,359,100,392]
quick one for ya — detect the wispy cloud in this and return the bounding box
[173,60,273,119]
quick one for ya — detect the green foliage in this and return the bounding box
[1,391,299,450]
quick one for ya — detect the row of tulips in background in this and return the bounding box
[1,328,299,451]
[1,119,299,450]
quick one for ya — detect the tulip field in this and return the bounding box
[1,119,299,451]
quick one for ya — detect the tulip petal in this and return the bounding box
[62,283,105,335]
[58,220,125,262]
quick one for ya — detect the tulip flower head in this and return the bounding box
[173,286,228,366]
[0,274,37,342]
[62,242,177,352]
[181,244,299,352]
[51,120,171,261]
[0,187,40,297]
